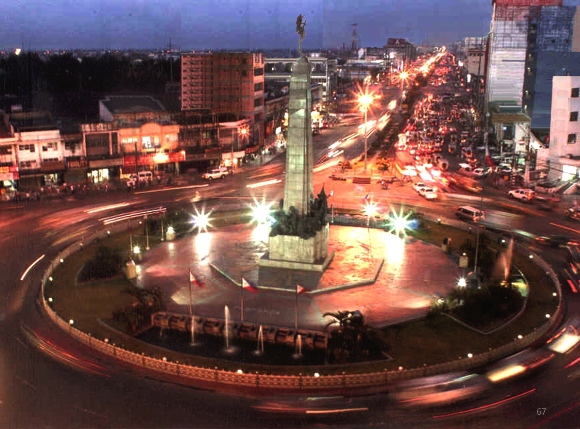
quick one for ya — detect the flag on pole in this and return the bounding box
[363,193,370,202]
[485,142,495,168]
[189,270,202,287]
[241,277,259,293]
[296,284,307,295]
[329,189,334,197]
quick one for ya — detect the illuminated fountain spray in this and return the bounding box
[224,305,231,351]
[254,325,264,355]
[293,334,303,359]
[504,237,514,282]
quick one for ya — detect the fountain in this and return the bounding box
[254,325,264,355]
[189,318,195,345]
[224,305,231,351]
[293,334,303,359]
[504,237,514,281]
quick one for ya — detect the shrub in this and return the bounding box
[78,245,124,281]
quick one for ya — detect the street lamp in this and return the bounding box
[399,71,409,112]
[357,90,375,174]
[233,127,247,170]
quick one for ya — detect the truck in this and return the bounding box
[201,167,229,180]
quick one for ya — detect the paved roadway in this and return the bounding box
[0,103,579,428]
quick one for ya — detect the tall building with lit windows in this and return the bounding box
[486,0,580,131]
[180,52,265,146]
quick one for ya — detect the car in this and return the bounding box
[508,188,535,202]
[471,167,490,179]
[422,188,439,200]
[455,206,485,222]
[564,207,580,221]
[201,167,229,180]
[535,234,580,248]
[412,182,429,193]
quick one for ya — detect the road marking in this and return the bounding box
[550,222,580,235]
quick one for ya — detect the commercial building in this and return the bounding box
[181,52,265,147]
[542,76,580,181]
[486,0,580,132]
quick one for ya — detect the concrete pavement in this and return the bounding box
[134,222,462,331]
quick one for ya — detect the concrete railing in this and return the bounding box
[38,215,563,395]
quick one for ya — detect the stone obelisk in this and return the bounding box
[257,15,331,280]
[283,57,313,214]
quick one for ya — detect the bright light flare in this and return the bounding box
[363,202,378,219]
[386,208,413,237]
[190,207,213,233]
[249,198,275,225]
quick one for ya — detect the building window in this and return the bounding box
[254,82,263,92]
[253,68,264,76]
[571,111,579,122]
[568,133,577,144]
[572,88,580,98]
[254,98,263,108]
[18,144,35,152]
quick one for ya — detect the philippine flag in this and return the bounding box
[242,277,259,293]
[189,270,202,287]
[296,284,307,295]
[485,142,495,168]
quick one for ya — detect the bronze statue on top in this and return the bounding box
[270,187,328,240]
[296,14,306,56]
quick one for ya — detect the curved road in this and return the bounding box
[1,123,579,428]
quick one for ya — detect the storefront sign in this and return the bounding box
[40,160,66,173]
[67,159,89,169]
[89,158,123,169]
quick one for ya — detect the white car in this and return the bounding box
[471,167,490,179]
[201,167,229,180]
[422,188,439,200]
[508,188,535,202]
[412,182,429,193]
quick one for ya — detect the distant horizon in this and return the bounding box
[1,0,494,52]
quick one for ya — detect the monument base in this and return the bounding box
[266,225,329,264]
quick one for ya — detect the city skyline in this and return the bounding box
[1,0,496,52]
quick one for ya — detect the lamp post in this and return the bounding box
[399,71,408,113]
[357,91,374,174]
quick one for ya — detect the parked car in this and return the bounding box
[508,188,535,202]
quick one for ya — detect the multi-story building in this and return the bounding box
[264,54,336,107]
[384,38,418,71]
[181,52,265,147]
[486,0,580,132]
[543,76,580,181]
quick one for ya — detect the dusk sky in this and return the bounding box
[0,0,548,51]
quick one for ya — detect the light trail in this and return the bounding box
[246,179,282,189]
[20,254,45,281]
[549,222,580,234]
[134,184,208,195]
[564,356,580,369]
[85,202,130,214]
[432,388,536,419]
[99,207,167,225]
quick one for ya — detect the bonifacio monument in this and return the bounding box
[257,15,333,289]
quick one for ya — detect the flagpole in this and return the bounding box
[295,285,299,333]
[241,281,244,323]
[188,270,193,318]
